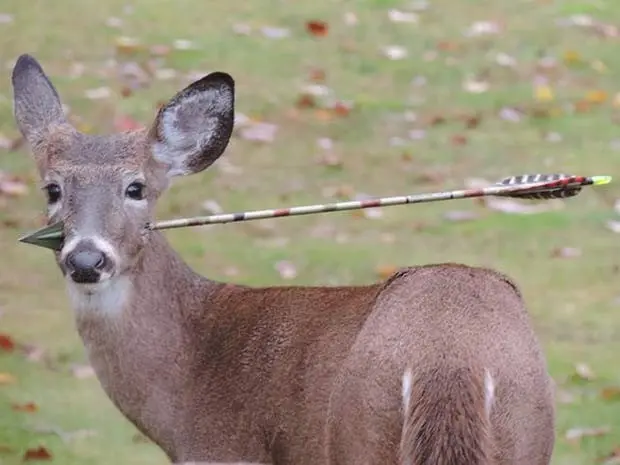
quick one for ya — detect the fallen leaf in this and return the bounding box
[601,386,620,401]
[201,200,223,214]
[534,85,554,102]
[70,364,95,379]
[464,20,501,37]
[0,173,28,197]
[343,12,358,26]
[115,36,141,55]
[308,68,326,82]
[585,89,608,104]
[606,220,620,233]
[84,87,112,100]
[0,13,14,24]
[23,446,52,461]
[550,247,582,259]
[275,261,298,280]
[316,152,343,168]
[599,447,620,464]
[232,23,252,35]
[565,426,610,443]
[443,210,479,222]
[381,45,408,60]
[105,16,123,28]
[0,333,15,351]
[306,20,328,37]
[173,39,195,50]
[239,122,278,143]
[0,372,16,385]
[388,9,418,23]
[573,362,596,381]
[0,444,14,453]
[12,402,38,412]
[114,115,143,132]
[450,134,468,146]
[376,265,399,279]
[463,76,489,94]
[296,93,318,109]
[495,52,517,67]
[261,27,290,39]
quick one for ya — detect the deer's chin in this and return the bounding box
[67,271,114,294]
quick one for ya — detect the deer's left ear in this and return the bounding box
[149,71,235,177]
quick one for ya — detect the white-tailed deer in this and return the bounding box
[12,54,555,465]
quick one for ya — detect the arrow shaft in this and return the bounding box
[150,175,591,231]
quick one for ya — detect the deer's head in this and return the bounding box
[12,54,235,290]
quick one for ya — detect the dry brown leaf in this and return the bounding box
[550,247,582,259]
[12,402,38,413]
[306,20,328,37]
[450,134,468,146]
[376,265,399,279]
[23,446,52,461]
[0,333,15,351]
[0,372,16,385]
[0,444,14,454]
[599,447,620,464]
[115,36,142,55]
[114,115,143,132]
[601,386,620,401]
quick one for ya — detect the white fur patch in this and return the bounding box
[61,235,128,317]
[402,368,413,413]
[66,275,131,316]
[484,368,495,418]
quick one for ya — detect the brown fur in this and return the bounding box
[12,54,555,465]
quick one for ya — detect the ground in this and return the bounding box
[1,0,620,463]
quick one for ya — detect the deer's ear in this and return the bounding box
[149,72,235,177]
[12,54,68,149]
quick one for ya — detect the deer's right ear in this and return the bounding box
[11,54,67,151]
[149,71,235,178]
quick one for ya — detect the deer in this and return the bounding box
[11,53,556,465]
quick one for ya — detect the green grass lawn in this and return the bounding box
[2,0,620,463]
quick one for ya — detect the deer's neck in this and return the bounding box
[70,232,224,455]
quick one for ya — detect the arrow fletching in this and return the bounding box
[18,173,612,251]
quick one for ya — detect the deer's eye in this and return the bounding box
[44,183,62,204]
[125,181,146,201]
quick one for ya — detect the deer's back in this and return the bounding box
[325,263,555,465]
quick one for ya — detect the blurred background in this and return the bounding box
[1,0,620,463]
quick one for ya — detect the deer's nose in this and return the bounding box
[65,248,107,284]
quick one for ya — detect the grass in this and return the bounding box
[1,0,620,463]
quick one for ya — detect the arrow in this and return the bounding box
[18,173,612,251]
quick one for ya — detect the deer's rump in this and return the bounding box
[323,264,555,465]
